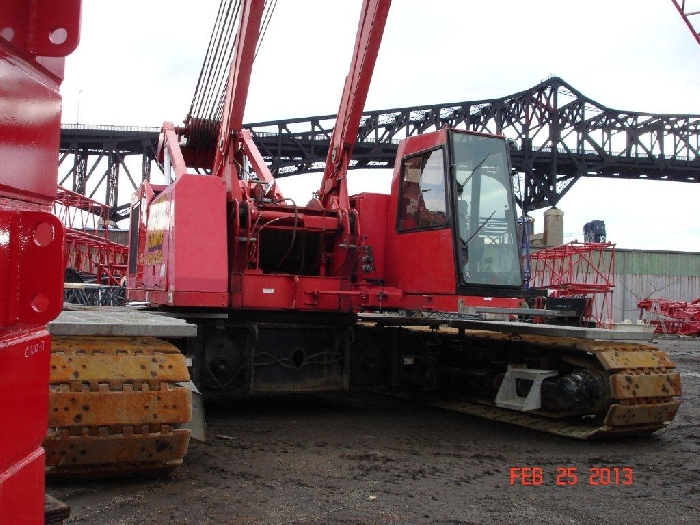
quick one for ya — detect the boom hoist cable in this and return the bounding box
[187,0,278,150]
[187,0,241,149]
[256,0,278,58]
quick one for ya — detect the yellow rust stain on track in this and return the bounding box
[604,402,681,428]
[49,386,192,427]
[609,372,682,399]
[46,336,193,479]
[44,429,191,479]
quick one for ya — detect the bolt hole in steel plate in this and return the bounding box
[0,28,14,41]
[32,293,50,313]
[33,222,54,247]
[49,27,68,45]
[292,347,305,368]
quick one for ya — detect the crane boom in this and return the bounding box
[317,0,392,210]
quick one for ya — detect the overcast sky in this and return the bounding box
[60,0,700,251]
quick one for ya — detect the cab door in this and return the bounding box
[384,139,457,294]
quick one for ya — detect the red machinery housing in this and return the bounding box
[0,2,80,522]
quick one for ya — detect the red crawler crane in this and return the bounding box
[122,0,679,444]
[0,0,683,488]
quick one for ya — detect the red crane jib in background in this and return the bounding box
[54,187,128,286]
[671,0,700,45]
[638,297,700,335]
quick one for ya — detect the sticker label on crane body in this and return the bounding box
[262,288,275,294]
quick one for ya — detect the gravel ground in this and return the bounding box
[47,338,700,525]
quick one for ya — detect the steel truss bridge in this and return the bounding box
[60,77,700,221]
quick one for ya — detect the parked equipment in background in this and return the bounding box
[638,297,700,335]
[584,220,607,243]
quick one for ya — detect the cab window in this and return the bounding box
[397,148,447,231]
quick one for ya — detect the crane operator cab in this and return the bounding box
[386,129,523,298]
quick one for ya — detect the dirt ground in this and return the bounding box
[47,338,700,525]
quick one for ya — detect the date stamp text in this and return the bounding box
[509,466,634,486]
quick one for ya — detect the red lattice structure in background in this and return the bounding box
[529,242,615,328]
[637,298,700,335]
[53,186,128,286]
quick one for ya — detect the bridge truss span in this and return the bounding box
[247,77,700,210]
[59,77,700,218]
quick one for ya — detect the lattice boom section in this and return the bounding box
[529,242,615,327]
[53,186,128,285]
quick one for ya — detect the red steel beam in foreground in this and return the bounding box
[0,2,81,522]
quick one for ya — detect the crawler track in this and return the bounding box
[385,329,681,439]
[45,336,192,479]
